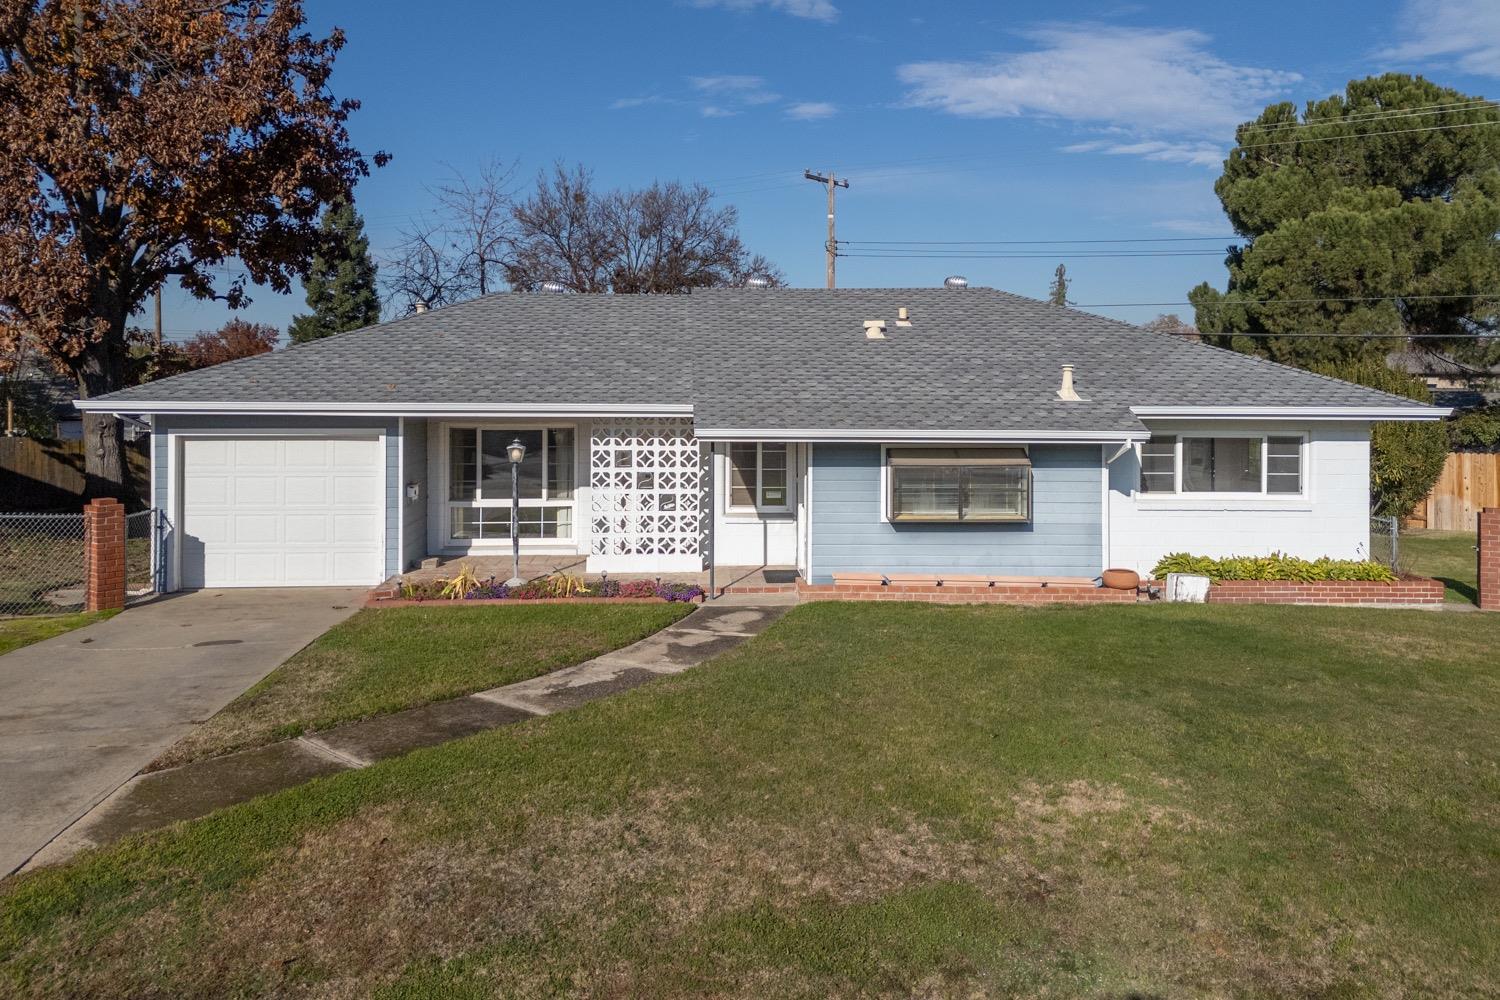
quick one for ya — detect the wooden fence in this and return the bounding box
[1406,452,1500,531]
[0,437,150,511]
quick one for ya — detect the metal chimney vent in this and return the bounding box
[744,274,772,289]
[943,275,969,289]
[538,280,568,294]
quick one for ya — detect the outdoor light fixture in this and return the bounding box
[505,438,527,587]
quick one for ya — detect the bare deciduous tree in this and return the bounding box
[434,158,517,297]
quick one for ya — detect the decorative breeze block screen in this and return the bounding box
[589,419,705,561]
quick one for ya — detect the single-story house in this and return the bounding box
[78,284,1447,590]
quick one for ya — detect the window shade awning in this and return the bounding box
[886,447,1030,467]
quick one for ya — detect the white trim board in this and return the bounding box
[696,428,1146,444]
[76,400,693,417]
[1130,405,1450,421]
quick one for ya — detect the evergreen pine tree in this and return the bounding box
[1048,263,1069,306]
[288,199,380,344]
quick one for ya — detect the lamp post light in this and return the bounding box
[505,437,527,587]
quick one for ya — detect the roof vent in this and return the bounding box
[412,299,429,314]
[1056,364,1087,402]
[744,274,772,289]
[538,280,568,294]
[895,306,912,327]
[943,275,968,289]
[863,319,887,340]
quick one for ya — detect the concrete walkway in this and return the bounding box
[0,589,364,877]
[21,601,789,874]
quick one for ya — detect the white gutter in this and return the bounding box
[1129,405,1452,421]
[694,427,1147,444]
[73,400,695,417]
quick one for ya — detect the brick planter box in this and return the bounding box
[1204,577,1444,606]
[796,581,1137,605]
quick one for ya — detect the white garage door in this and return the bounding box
[179,435,385,588]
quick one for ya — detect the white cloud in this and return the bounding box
[1062,138,1226,168]
[700,105,738,118]
[610,95,670,110]
[786,101,837,120]
[688,0,838,23]
[689,74,780,104]
[1380,0,1500,77]
[897,24,1300,166]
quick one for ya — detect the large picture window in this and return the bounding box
[447,426,575,540]
[887,448,1031,522]
[1138,434,1303,496]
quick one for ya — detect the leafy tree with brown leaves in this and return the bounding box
[179,318,278,370]
[0,0,384,497]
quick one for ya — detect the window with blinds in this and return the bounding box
[888,448,1031,522]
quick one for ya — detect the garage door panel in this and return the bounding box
[284,439,331,466]
[233,476,280,506]
[233,514,281,544]
[283,476,330,505]
[232,439,279,466]
[180,435,384,588]
[332,474,379,505]
[182,475,230,506]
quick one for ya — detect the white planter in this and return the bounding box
[1165,573,1211,603]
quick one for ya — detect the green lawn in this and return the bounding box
[4,602,1498,998]
[148,603,693,771]
[0,611,115,657]
[1402,529,1479,604]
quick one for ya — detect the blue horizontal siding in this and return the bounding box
[809,443,1103,583]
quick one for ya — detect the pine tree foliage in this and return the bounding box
[289,199,380,343]
[1190,74,1500,369]
[1048,263,1070,306]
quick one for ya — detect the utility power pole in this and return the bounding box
[804,169,849,288]
[153,287,162,354]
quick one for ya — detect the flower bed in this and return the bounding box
[383,570,705,606]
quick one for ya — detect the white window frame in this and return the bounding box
[441,423,578,544]
[726,441,792,515]
[1138,432,1307,498]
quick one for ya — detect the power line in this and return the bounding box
[1246,99,1500,133]
[1077,293,1500,307]
[1162,330,1498,339]
[840,236,1239,246]
[1238,119,1500,149]
[840,250,1228,259]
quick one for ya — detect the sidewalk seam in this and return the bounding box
[297,736,370,770]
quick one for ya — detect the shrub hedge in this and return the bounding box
[1151,551,1397,583]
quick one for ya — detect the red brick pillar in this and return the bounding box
[84,498,126,612]
[1481,508,1500,613]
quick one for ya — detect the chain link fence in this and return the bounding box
[0,508,163,617]
[0,511,86,616]
[126,509,163,602]
[1369,514,1400,572]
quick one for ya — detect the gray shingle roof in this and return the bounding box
[91,286,1437,434]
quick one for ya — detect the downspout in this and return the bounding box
[706,443,717,599]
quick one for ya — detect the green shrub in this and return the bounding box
[1449,404,1500,451]
[1151,551,1397,583]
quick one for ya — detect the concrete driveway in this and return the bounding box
[0,589,362,877]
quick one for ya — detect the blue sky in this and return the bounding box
[164,0,1500,341]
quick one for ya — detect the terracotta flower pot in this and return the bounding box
[1101,568,1140,591]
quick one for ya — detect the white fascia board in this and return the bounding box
[1129,405,1451,421]
[694,427,1146,444]
[74,400,694,417]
